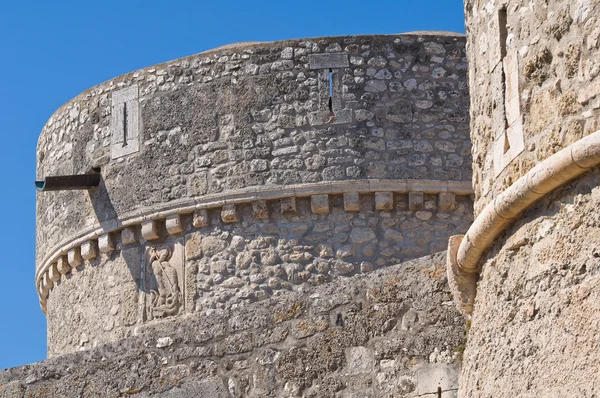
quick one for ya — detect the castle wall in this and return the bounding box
[4,254,465,397]
[35,33,473,357]
[461,0,600,396]
[47,194,472,357]
[36,33,471,265]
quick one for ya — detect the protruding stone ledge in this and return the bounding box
[165,214,183,235]
[35,178,474,312]
[99,234,115,253]
[311,194,329,214]
[81,240,98,261]
[448,130,600,314]
[141,220,160,241]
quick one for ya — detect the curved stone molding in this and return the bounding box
[37,179,473,311]
[447,130,600,314]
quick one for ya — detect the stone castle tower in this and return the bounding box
[2,2,598,396]
[10,33,472,396]
[447,0,600,396]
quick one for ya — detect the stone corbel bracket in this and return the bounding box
[36,178,473,314]
[447,130,600,314]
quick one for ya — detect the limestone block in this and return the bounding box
[43,271,54,291]
[344,346,375,375]
[409,191,424,211]
[438,192,456,211]
[141,220,160,240]
[221,204,240,223]
[308,53,349,69]
[281,197,297,215]
[252,200,269,220]
[193,209,209,228]
[446,235,477,315]
[416,364,458,396]
[572,130,600,168]
[375,192,393,210]
[48,262,61,283]
[343,192,360,211]
[99,233,115,253]
[81,240,98,261]
[166,214,183,235]
[68,247,83,268]
[39,282,49,300]
[121,227,137,245]
[57,256,71,275]
[311,194,329,214]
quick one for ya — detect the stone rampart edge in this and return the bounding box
[447,130,600,314]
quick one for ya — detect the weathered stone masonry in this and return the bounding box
[2,33,473,397]
[450,1,600,397]
[34,33,472,361]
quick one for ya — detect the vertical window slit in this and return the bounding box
[498,8,510,153]
[122,102,128,147]
[328,68,334,115]
[437,387,442,398]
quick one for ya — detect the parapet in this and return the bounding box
[35,33,472,356]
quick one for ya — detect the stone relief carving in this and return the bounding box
[144,244,183,320]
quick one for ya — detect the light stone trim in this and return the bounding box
[81,240,98,261]
[438,192,456,211]
[35,179,473,311]
[447,130,600,314]
[409,192,424,211]
[49,263,60,283]
[343,192,360,211]
[281,197,297,215]
[141,220,160,240]
[99,233,115,253]
[165,214,183,235]
[221,204,240,223]
[311,194,329,214]
[375,192,393,211]
[57,256,70,276]
[68,247,83,268]
[252,200,269,220]
[121,227,137,246]
[192,209,209,228]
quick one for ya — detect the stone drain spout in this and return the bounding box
[35,173,101,192]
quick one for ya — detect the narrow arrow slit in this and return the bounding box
[122,102,128,147]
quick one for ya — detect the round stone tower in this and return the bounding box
[452,1,600,396]
[36,33,473,362]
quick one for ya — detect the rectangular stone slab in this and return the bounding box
[309,53,349,69]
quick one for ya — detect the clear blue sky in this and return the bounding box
[0,0,465,370]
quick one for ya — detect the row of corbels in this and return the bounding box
[37,190,458,312]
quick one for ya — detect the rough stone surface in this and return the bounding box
[2,253,465,398]
[36,34,471,268]
[44,194,472,356]
[461,0,600,396]
[29,32,474,395]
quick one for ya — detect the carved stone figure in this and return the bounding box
[146,246,181,319]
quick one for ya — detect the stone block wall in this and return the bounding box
[46,192,472,356]
[3,254,465,397]
[460,0,600,396]
[35,33,473,357]
[36,33,470,265]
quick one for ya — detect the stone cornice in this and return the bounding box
[36,178,473,312]
[447,130,600,314]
